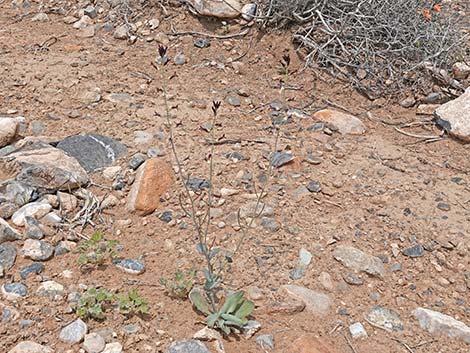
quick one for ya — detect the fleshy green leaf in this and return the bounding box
[189,290,212,316]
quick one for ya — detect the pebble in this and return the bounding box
[36,280,65,298]
[8,341,52,353]
[402,244,424,258]
[54,241,76,256]
[437,202,451,211]
[225,95,241,107]
[166,339,211,353]
[122,324,140,335]
[281,285,331,316]
[115,259,145,274]
[260,217,280,232]
[20,262,44,279]
[113,25,128,40]
[84,5,97,19]
[349,322,367,339]
[239,201,274,218]
[59,318,88,344]
[241,3,257,21]
[25,216,44,239]
[129,153,147,170]
[187,178,210,191]
[306,180,322,193]
[174,53,186,65]
[102,342,123,353]
[343,273,363,285]
[2,282,27,300]
[194,38,210,48]
[333,245,385,278]
[298,248,312,267]
[318,272,334,291]
[270,152,294,168]
[22,239,54,261]
[0,243,17,270]
[0,217,22,242]
[366,306,404,331]
[256,334,274,350]
[83,333,105,353]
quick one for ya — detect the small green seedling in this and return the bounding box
[116,289,149,316]
[160,269,196,299]
[190,290,254,335]
[78,231,119,267]
[76,287,114,319]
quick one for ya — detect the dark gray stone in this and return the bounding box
[129,153,146,170]
[25,216,44,240]
[20,262,44,279]
[0,218,22,243]
[226,152,246,161]
[194,38,210,48]
[306,180,322,193]
[289,268,306,280]
[261,217,280,232]
[402,244,424,258]
[57,134,127,173]
[159,210,173,223]
[437,202,451,211]
[343,273,364,285]
[186,178,210,191]
[270,152,294,168]
[0,243,16,270]
[3,282,27,298]
[166,339,211,353]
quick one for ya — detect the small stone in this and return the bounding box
[333,245,385,278]
[36,280,64,298]
[113,25,128,40]
[313,109,366,135]
[281,285,331,316]
[366,306,404,331]
[166,339,211,353]
[225,95,241,107]
[413,307,470,343]
[102,166,122,180]
[129,153,146,170]
[122,324,140,335]
[22,239,53,261]
[194,38,210,48]
[12,202,52,227]
[434,88,470,142]
[8,341,52,353]
[73,15,91,29]
[270,152,294,168]
[24,216,43,239]
[306,180,322,193]
[318,272,334,291]
[19,319,34,329]
[239,201,274,218]
[343,273,363,286]
[20,262,44,279]
[84,5,97,19]
[0,243,16,271]
[289,268,306,280]
[400,97,416,108]
[256,334,274,350]
[241,3,257,21]
[437,202,451,211]
[260,217,280,232]
[115,259,145,274]
[174,53,186,65]
[1,217,22,243]
[54,241,76,256]
[298,248,312,267]
[59,318,88,344]
[187,178,210,191]
[31,13,49,22]
[453,62,470,80]
[83,333,105,353]
[102,342,123,353]
[67,109,81,118]
[305,155,322,165]
[0,203,17,219]
[349,322,367,339]
[402,244,424,258]
[2,283,27,300]
[148,18,160,30]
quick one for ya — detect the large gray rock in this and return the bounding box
[0,218,22,243]
[413,307,470,343]
[0,140,89,191]
[193,0,242,19]
[57,134,127,173]
[333,245,385,279]
[0,243,17,270]
[59,318,88,344]
[166,339,211,353]
[434,88,470,142]
[280,285,332,316]
[8,341,52,353]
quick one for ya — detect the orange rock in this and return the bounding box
[291,335,341,353]
[313,109,366,135]
[127,158,174,215]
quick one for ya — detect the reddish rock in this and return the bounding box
[291,335,341,353]
[127,158,174,215]
[313,110,366,135]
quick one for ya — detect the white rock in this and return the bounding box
[194,0,242,19]
[413,307,470,343]
[0,117,19,148]
[36,280,65,297]
[102,166,122,180]
[435,87,470,142]
[41,212,62,225]
[349,322,367,339]
[22,239,53,261]
[12,202,52,227]
[453,62,470,80]
[59,318,88,344]
[83,333,106,353]
[113,25,128,40]
[241,3,257,21]
[57,192,78,212]
[31,13,49,22]
[220,187,239,197]
[102,342,123,353]
[73,15,92,29]
[8,341,52,353]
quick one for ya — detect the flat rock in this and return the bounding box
[0,180,34,206]
[83,333,106,353]
[256,334,274,350]
[313,109,366,135]
[166,339,211,353]
[0,117,19,148]
[59,318,88,344]
[0,140,89,191]
[402,244,424,258]
[239,201,274,218]
[270,152,294,168]
[57,134,127,173]
[349,322,367,339]
[193,0,242,19]
[0,217,22,243]
[126,158,174,215]
[281,285,331,316]
[102,342,123,353]
[413,307,470,343]
[12,202,51,227]
[435,87,470,142]
[36,280,64,297]
[332,245,385,278]
[22,239,54,261]
[366,306,403,331]
[115,258,145,274]
[290,335,341,353]
[8,341,52,353]
[0,243,16,270]
[20,262,44,279]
